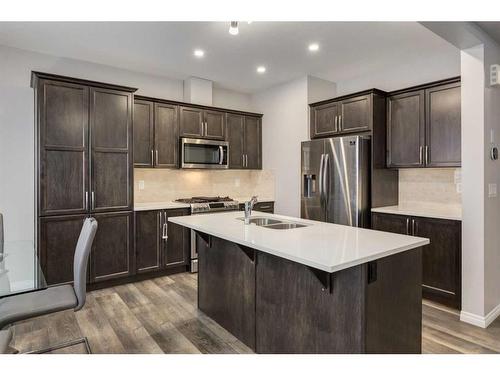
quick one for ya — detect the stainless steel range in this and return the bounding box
[175,196,239,272]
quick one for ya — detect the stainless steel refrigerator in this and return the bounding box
[301,135,370,227]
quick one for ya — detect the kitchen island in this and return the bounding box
[169,211,429,354]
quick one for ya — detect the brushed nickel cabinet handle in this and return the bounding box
[334,115,338,130]
[151,149,154,166]
[155,150,159,165]
[425,146,429,165]
[419,146,423,165]
[339,114,343,130]
[91,191,95,210]
[85,192,88,210]
[406,218,410,235]
[412,219,416,235]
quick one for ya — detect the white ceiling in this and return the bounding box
[0,22,459,93]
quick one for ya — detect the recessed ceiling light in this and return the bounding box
[257,66,266,74]
[194,49,204,57]
[308,43,319,52]
[229,21,239,35]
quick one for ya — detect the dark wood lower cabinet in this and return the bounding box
[134,208,190,275]
[39,214,88,286]
[90,211,133,283]
[197,233,422,353]
[371,212,461,309]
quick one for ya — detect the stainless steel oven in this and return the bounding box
[181,138,229,169]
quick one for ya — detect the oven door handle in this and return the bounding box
[219,145,224,165]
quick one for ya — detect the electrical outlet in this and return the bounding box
[456,182,462,194]
[138,180,145,190]
[454,169,461,184]
[488,183,497,198]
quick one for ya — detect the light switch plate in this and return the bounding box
[489,183,497,198]
[138,180,145,190]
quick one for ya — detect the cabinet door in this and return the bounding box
[413,217,461,308]
[135,210,161,274]
[244,116,262,169]
[90,88,133,212]
[387,91,425,168]
[38,79,89,216]
[133,99,154,167]
[39,214,87,286]
[164,209,190,267]
[90,211,133,283]
[226,114,245,169]
[310,102,339,138]
[179,106,204,138]
[425,83,461,167]
[339,95,371,133]
[371,213,409,235]
[155,103,178,168]
[204,110,225,140]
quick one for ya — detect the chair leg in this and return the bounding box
[24,337,92,354]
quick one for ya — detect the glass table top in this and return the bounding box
[0,240,47,298]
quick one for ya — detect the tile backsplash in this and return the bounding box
[398,168,462,209]
[134,169,275,203]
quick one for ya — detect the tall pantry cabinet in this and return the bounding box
[32,72,137,286]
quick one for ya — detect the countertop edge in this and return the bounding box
[168,216,429,273]
[371,206,462,221]
[134,198,275,212]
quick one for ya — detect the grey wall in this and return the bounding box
[0,44,252,242]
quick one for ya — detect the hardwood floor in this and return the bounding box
[9,273,500,354]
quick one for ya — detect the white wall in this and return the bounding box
[460,45,486,320]
[0,44,253,242]
[212,87,253,112]
[250,76,336,217]
[335,50,460,95]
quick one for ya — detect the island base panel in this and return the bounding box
[197,232,422,354]
[197,234,256,350]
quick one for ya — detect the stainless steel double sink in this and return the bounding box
[237,216,309,230]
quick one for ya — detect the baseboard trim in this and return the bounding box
[460,302,500,328]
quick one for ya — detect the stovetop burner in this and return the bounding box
[175,196,234,204]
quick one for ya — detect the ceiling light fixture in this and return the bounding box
[257,66,266,74]
[194,49,204,57]
[308,43,319,52]
[229,21,239,35]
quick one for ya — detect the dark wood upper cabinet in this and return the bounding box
[387,90,425,168]
[155,103,179,168]
[135,210,161,274]
[227,114,245,169]
[425,83,461,167]
[90,87,133,212]
[244,116,262,169]
[39,214,87,286]
[310,91,380,139]
[38,79,89,216]
[179,106,204,138]
[339,95,372,133]
[204,110,225,140]
[133,100,154,167]
[310,102,339,138]
[90,211,133,283]
[226,114,262,170]
[387,78,461,169]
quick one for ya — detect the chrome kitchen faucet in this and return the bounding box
[244,196,258,224]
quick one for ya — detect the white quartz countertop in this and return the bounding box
[371,205,462,221]
[134,202,191,211]
[168,211,429,273]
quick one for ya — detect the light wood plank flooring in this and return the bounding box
[9,273,500,354]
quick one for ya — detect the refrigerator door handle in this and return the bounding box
[318,153,325,204]
[323,153,329,205]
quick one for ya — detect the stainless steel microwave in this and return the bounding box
[181,138,229,169]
